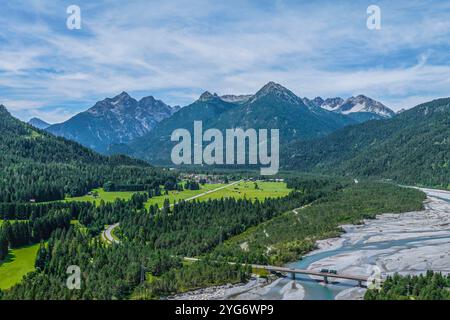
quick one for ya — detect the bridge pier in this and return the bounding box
[291,272,296,280]
[358,280,363,288]
[324,276,328,284]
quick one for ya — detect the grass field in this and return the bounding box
[0,243,40,290]
[196,181,291,201]
[66,188,136,204]
[145,181,291,208]
[144,183,225,208]
[65,181,292,209]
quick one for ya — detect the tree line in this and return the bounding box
[365,271,450,300]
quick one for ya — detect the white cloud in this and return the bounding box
[1,0,450,120]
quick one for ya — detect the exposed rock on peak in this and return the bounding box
[249,81,304,106]
[46,92,175,153]
[220,94,252,104]
[198,91,219,102]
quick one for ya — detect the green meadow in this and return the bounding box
[0,243,40,290]
[199,181,291,201]
[65,188,136,204]
[144,183,225,208]
[65,181,292,209]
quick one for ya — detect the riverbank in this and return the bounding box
[168,277,304,300]
[303,189,450,299]
[169,188,450,300]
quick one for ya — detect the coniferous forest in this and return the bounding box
[0,103,448,301]
[365,271,450,300]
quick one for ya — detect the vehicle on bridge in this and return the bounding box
[320,268,338,274]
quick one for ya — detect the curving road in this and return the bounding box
[102,180,244,244]
[101,223,120,244]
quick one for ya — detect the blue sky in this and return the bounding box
[1,0,450,122]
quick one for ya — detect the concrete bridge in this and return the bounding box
[183,257,373,288]
[251,264,371,287]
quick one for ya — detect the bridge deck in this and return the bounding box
[251,264,369,282]
[182,257,369,283]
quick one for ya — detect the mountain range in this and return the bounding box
[124,82,364,163]
[39,82,394,157]
[45,92,179,153]
[2,84,449,187]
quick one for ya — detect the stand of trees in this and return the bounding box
[365,271,450,300]
[0,211,71,249]
[0,176,428,300]
[0,201,93,220]
[0,161,176,202]
[184,180,200,190]
[119,191,317,257]
[2,176,336,299]
[0,105,176,202]
[211,182,426,265]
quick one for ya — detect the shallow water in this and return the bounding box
[256,189,450,300]
[287,232,450,299]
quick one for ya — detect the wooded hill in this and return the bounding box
[283,98,450,188]
[0,105,175,202]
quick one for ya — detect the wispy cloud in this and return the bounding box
[1,0,450,122]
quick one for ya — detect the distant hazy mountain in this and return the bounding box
[122,82,356,164]
[28,117,51,129]
[283,97,450,187]
[303,95,395,122]
[46,92,178,153]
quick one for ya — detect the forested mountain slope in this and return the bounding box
[0,105,173,202]
[283,98,450,187]
[125,91,240,163]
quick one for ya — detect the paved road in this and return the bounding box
[170,179,243,207]
[102,180,244,244]
[102,223,120,244]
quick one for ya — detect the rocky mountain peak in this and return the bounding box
[46,92,175,153]
[250,81,303,106]
[321,97,345,111]
[339,95,395,117]
[312,97,325,106]
[198,91,219,102]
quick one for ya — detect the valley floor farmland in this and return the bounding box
[66,181,292,209]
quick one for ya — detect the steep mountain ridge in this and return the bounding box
[303,95,395,122]
[283,97,450,187]
[124,82,356,164]
[46,92,178,153]
[0,104,167,202]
